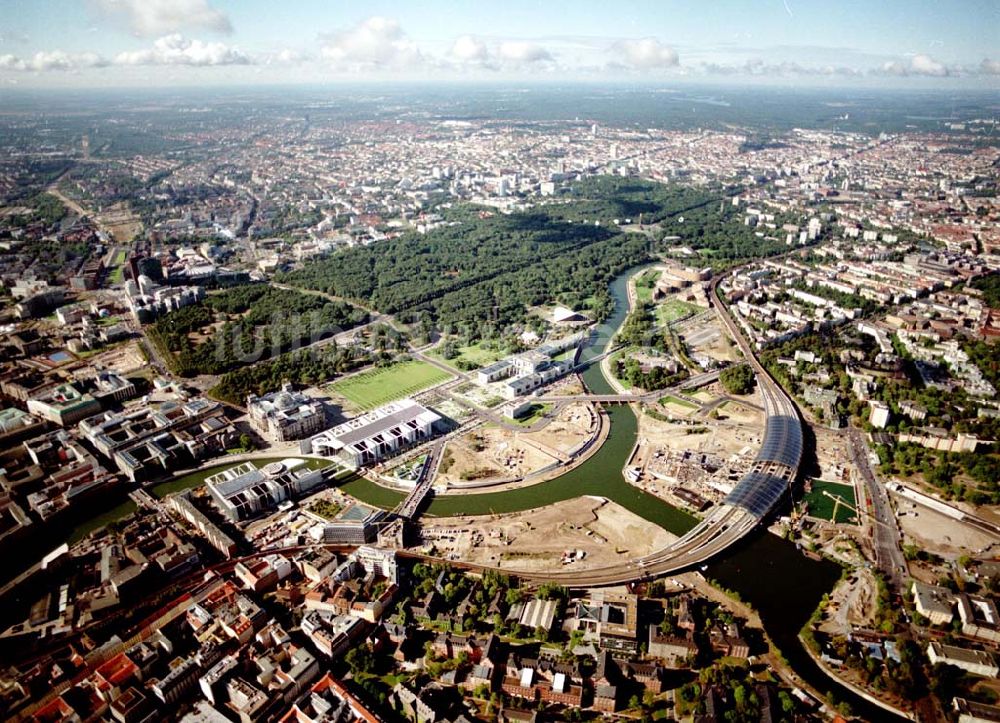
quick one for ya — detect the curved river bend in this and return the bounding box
[341,265,897,721]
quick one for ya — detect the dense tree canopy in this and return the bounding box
[149,284,367,376]
[971,273,1000,309]
[277,180,732,334]
[720,363,755,395]
[210,342,371,404]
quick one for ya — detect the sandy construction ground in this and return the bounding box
[661,399,698,417]
[419,496,676,572]
[819,568,878,636]
[521,403,597,456]
[810,425,854,484]
[896,496,997,559]
[97,203,143,243]
[715,399,762,425]
[638,409,764,458]
[89,341,148,375]
[548,374,586,397]
[681,317,741,364]
[438,426,560,486]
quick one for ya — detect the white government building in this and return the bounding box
[206,459,325,521]
[301,398,441,468]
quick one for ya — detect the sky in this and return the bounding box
[0,0,997,89]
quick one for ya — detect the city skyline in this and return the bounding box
[0,0,998,88]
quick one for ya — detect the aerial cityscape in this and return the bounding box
[0,2,999,722]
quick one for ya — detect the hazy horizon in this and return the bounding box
[1,0,997,90]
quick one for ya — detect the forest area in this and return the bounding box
[277,179,743,336]
[148,284,368,377]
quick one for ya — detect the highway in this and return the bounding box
[489,272,805,586]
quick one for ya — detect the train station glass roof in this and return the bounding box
[755,415,803,469]
[724,470,790,517]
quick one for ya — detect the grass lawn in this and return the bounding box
[330,360,451,410]
[106,249,127,285]
[307,498,343,520]
[430,340,507,370]
[609,350,633,390]
[657,298,701,326]
[659,394,698,410]
[67,499,137,545]
[551,347,578,363]
[634,268,661,303]
[509,403,553,426]
[803,479,858,524]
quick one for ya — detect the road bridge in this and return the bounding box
[394,479,434,519]
[536,371,721,404]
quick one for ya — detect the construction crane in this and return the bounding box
[821,489,892,529]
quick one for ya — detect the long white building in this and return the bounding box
[206,459,324,521]
[301,398,441,468]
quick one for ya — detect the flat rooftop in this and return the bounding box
[323,399,439,447]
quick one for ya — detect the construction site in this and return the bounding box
[436,402,601,491]
[627,386,766,513]
[416,496,677,572]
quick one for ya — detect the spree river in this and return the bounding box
[340,265,897,720]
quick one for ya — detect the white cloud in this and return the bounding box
[910,53,948,76]
[979,58,1000,75]
[320,16,422,68]
[612,38,679,69]
[95,0,232,37]
[447,36,554,70]
[114,34,250,66]
[266,49,309,66]
[497,41,553,64]
[712,60,855,77]
[450,35,489,63]
[0,50,109,72]
[881,53,950,77]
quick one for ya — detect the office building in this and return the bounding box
[206,459,325,522]
[301,399,441,468]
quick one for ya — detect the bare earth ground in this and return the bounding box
[638,404,765,457]
[895,495,997,560]
[418,497,676,572]
[682,316,741,364]
[437,426,559,486]
[819,568,878,637]
[437,403,600,491]
[548,374,585,397]
[436,412,611,497]
[520,403,598,455]
[88,341,148,376]
[811,426,854,484]
[661,399,697,417]
[97,203,143,243]
[713,398,760,425]
[972,505,1000,529]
